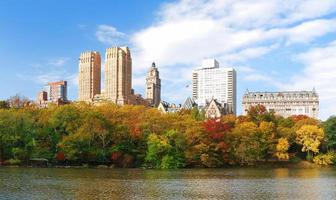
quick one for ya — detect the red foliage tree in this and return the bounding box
[111,152,122,162]
[290,115,309,122]
[56,152,65,161]
[203,119,232,141]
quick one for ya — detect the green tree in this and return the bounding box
[145,130,186,169]
[324,116,336,150]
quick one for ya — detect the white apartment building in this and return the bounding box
[192,59,237,115]
[242,89,319,118]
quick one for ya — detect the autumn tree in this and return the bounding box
[0,101,9,109]
[7,95,31,108]
[274,138,290,161]
[247,104,275,125]
[231,122,266,165]
[296,125,324,159]
[145,130,186,169]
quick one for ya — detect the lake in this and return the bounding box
[1,167,336,199]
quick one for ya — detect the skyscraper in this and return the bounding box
[104,46,132,105]
[145,62,161,107]
[78,51,101,102]
[192,58,236,115]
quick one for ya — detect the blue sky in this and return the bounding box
[0,0,336,120]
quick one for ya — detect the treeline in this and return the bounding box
[0,101,335,168]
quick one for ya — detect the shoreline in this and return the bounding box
[0,161,332,169]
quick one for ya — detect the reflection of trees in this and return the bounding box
[3,168,335,200]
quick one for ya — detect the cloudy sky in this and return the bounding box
[0,0,336,119]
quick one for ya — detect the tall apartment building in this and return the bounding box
[78,51,101,102]
[36,80,68,108]
[242,90,319,118]
[44,81,67,101]
[104,46,132,104]
[192,58,237,115]
[145,62,161,107]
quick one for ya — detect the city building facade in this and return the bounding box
[44,81,67,102]
[36,80,69,107]
[145,62,161,107]
[158,101,181,113]
[104,46,132,105]
[204,98,233,119]
[242,89,319,118]
[78,51,101,102]
[192,58,236,115]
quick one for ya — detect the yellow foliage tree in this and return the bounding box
[296,125,324,158]
[275,138,289,161]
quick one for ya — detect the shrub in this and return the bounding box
[313,153,334,166]
[4,159,21,165]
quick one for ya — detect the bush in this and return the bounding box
[313,153,334,166]
[4,159,21,165]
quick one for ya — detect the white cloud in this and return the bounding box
[129,0,336,107]
[17,57,77,87]
[48,57,69,67]
[282,41,336,120]
[96,25,126,45]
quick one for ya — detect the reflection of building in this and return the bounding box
[242,89,319,118]
[36,81,69,107]
[78,51,101,102]
[205,98,233,119]
[104,46,132,105]
[145,62,161,107]
[192,58,236,115]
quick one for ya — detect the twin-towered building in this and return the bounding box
[78,46,161,106]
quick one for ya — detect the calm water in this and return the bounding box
[1,167,336,200]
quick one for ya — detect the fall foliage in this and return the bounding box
[0,103,335,168]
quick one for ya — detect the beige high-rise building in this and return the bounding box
[145,62,161,107]
[104,46,132,105]
[78,51,101,102]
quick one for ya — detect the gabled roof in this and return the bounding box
[182,97,197,109]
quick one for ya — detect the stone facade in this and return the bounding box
[78,51,101,102]
[242,89,319,118]
[204,98,233,119]
[145,62,161,107]
[158,101,181,113]
[104,46,132,105]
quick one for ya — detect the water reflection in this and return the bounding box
[0,168,336,200]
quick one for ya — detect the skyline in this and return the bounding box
[1,0,336,119]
